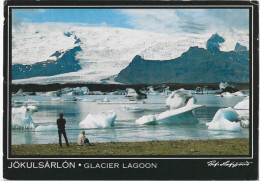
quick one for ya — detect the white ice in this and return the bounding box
[206,107,242,131]
[166,88,196,109]
[219,82,234,90]
[234,97,249,110]
[126,88,139,97]
[35,125,57,131]
[232,91,244,97]
[12,106,38,129]
[234,96,249,122]
[121,105,144,112]
[136,115,157,125]
[136,88,202,125]
[12,23,249,84]
[221,92,234,97]
[79,110,117,128]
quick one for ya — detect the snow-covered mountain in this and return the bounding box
[12,23,249,84]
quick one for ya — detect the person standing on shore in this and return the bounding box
[57,113,70,147]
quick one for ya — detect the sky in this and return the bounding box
[12,8,249,34]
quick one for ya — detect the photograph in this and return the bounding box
[3,0,259,180]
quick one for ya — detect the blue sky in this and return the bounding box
[13,9,249,34]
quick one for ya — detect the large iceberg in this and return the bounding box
[206,107,242,131]
[166,89,196,109]
[79,111,117,128]
[136,89,202,125]
[12,105,38,129]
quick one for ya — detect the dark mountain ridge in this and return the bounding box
[115,34,249,84]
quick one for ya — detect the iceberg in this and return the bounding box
[156,104,201,123]
[79,111,117,128]
[234,96,249,121]
[136,115,157,125]
[219,82,235,90]
[234,97,249,110]
[35,125,57,131]
[12,106,38,129]
[166,88,196,109]
[233,91,244,97]
[147,86,158,95]
[206,107,242,131]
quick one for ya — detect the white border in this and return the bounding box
[7,5,254,160]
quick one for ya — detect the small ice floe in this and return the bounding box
[81,98,95,102]
[240,119,249,128]
[35,125,57,131]
[102,97,110,102]
[232,91,244,97]
[79,110,117,128]
[136,115,157,125]
[206,107,242,131]
[24,99,39,104]
[147,86,158,96]
[126,88,147,99]
[221,92,234,97]
[12,105,38,129]
[121,105,144,112]
[51,98,64,102]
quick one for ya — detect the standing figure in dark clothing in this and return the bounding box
[57,113,69,147]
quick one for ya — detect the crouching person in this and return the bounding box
[78,130,92,146]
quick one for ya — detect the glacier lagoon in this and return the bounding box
[11,94,249,145]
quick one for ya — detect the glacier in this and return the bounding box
[79,110,117,128]
[12,23,249,84]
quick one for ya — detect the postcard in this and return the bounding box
[3,0,259,180]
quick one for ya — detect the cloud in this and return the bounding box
[119,9,249,34]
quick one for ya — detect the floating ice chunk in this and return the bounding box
[207,118,242,131]
[136,115,157,125]
[12,106,38,129]
[233,91,244,97]
[121,105,144,112]
[234,97,249,120]
[51,98,64,102]
[102,97,109,102]
[206,107,242,131]
[156,104,202,123]
[240,119,249,128]
[221,92,234,97]
[219,82,234,90]
[234,97,249,110]
[79,110,117,128]
[26,105,38,113]
[35,125,57,131]
[166,88,196,109]
[147,87,158,95]
[25,99,39,103]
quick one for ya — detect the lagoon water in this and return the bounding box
[11,94,249,145]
